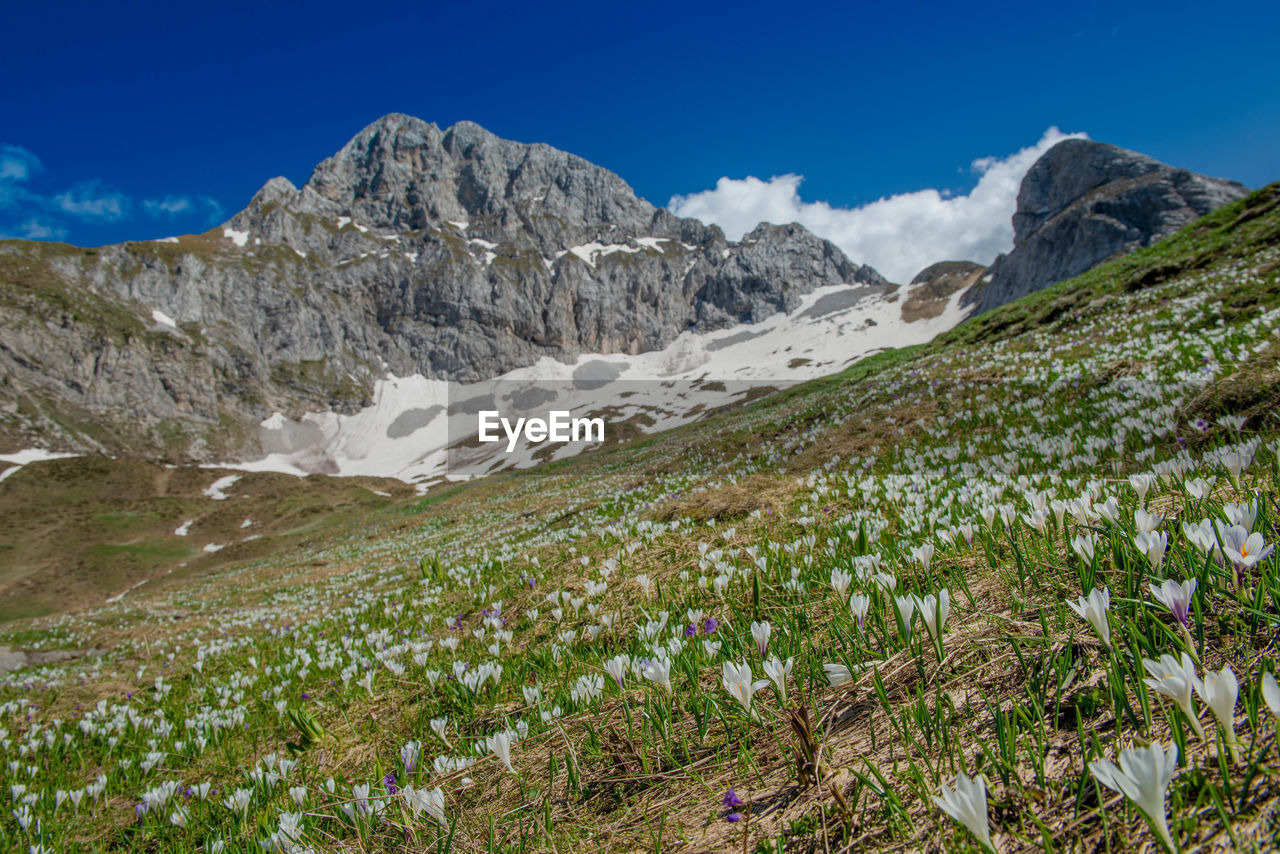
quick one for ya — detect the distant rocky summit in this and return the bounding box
[0,114,885,460]
[900,261,986,322]
[967,139,1248,314]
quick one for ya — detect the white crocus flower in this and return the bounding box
[1221,500,1257,533]
[1129,473,1156,505]
[1182,518,1218,557]
[721,660,769,714]
[1134,531,1168,571]
[430,717,451,748]
[1089,742,1178,853]
[224,788,252,813]
[641,658,672,694]
[750,621,771,657]
[1071,534,1095,563]
[1195,664,1241,763]
[1134,508,1164,534]
[912,589,950,642]
[762,656,793,705]
[933,772,993,852]
[1220,448,1250,487]
[1223,530,1273,572]
[1183,477,1215,500]
[1050,499,1068,529]
[1262,671,1280,718]
[823,662,858,687]
[1150,578,1195,629]
[1067,497,1094,526]
[1095,497,1121,525]
[1142,653,1205,739]
[830,568,852,599]
[848,593,870,630]
[1067,588,1111,649]
[1023,509,1048,534]
[873,571,897,593]
[894,595,915,642]
[402,784,446,825]
[486,732,515,774]
[603,654,629,689]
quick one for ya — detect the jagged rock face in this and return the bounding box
[0,114,885,459]
[969,139,1247,314]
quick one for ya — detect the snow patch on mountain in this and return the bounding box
[203,474,241,500]
[235,281,974,487]
[222,227,249,247]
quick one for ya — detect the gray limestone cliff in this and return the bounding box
[0,114,886,459]
[967,139,1248,314]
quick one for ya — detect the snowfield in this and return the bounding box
[243,280,973,485]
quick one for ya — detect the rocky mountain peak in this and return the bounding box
[248,176,299,208]
[970,139,1248,314]
[280,115,663,250]
[1,114,891,461]
[1011,139,1167,241]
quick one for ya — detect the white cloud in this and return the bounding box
[668,127,1086,283]
[144,195,193,216]
[144,194,225,223]
[0,145,41,213]
[0,145,41,184]
[12,219,66,240]
[52,180,130,221]
[2,145,226,239]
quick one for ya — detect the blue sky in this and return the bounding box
[2,0,1277,272]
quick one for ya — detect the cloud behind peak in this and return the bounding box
[668,127,1086,283]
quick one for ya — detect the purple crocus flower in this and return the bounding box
[384,772,398,795]
[1150,578,1196,628]
[702,617,718,634]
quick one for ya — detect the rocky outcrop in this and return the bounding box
[0,114,886,460]
[968,139,1248,314]
[900,261,986,322]
[0,645,98,674]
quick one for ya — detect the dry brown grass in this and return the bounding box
[651,476,795,524]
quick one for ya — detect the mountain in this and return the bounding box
[900,261,986,322]
[7,122,1240,475]
[0,115,890,462]
[965,138,1248,313]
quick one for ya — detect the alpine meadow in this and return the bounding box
[1,176,1279,852]
[2,5,1280,852]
